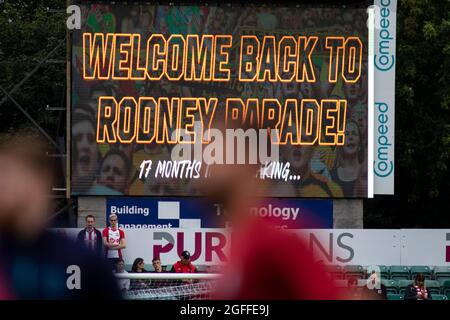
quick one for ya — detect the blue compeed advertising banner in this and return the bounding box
[106,198,333,229]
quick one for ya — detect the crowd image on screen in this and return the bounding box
[97,149,132,194]
[330,119,366,197]
[72,112,100,194]
[71,4,369,198]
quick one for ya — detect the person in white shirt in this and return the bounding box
[114,259,130,291]
[102,213,126,269]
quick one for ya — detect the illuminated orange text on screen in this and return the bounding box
[82,32,363,146]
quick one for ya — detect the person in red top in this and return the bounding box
[170,251,197,273]
[215,215,340,300]
[193,137,341,299]
[102,213,126,269]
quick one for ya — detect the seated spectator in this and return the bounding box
[150,258,167,288]
[114,259,130,291]
[130,258,148,289]
[354,273,387,300]
[171,251,197,273]
[404,273,432,300]
[151,258,164,273]
[347,276,360,299]
[131,257,148,273]
[363,271,387,300]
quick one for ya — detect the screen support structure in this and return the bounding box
[66,0,72,198]
[367,6,375,198]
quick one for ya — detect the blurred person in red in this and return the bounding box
[213,182,340,299]
[0,127,121,299]
[193,120,342,300]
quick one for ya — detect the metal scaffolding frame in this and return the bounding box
[0,35,74,225]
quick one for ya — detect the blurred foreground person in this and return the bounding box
[193,120,341,299]
[0,128,121,299]
[203,162,340,299]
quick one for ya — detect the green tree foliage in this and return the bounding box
[0,0,66,134]
[0,0,69,226]
[365,0,450,227]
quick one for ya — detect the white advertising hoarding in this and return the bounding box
[298,229,401,266]
[118,229,402,266]
[56,228,450,266]
[373,0,397,194]
[400,229,450,266]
